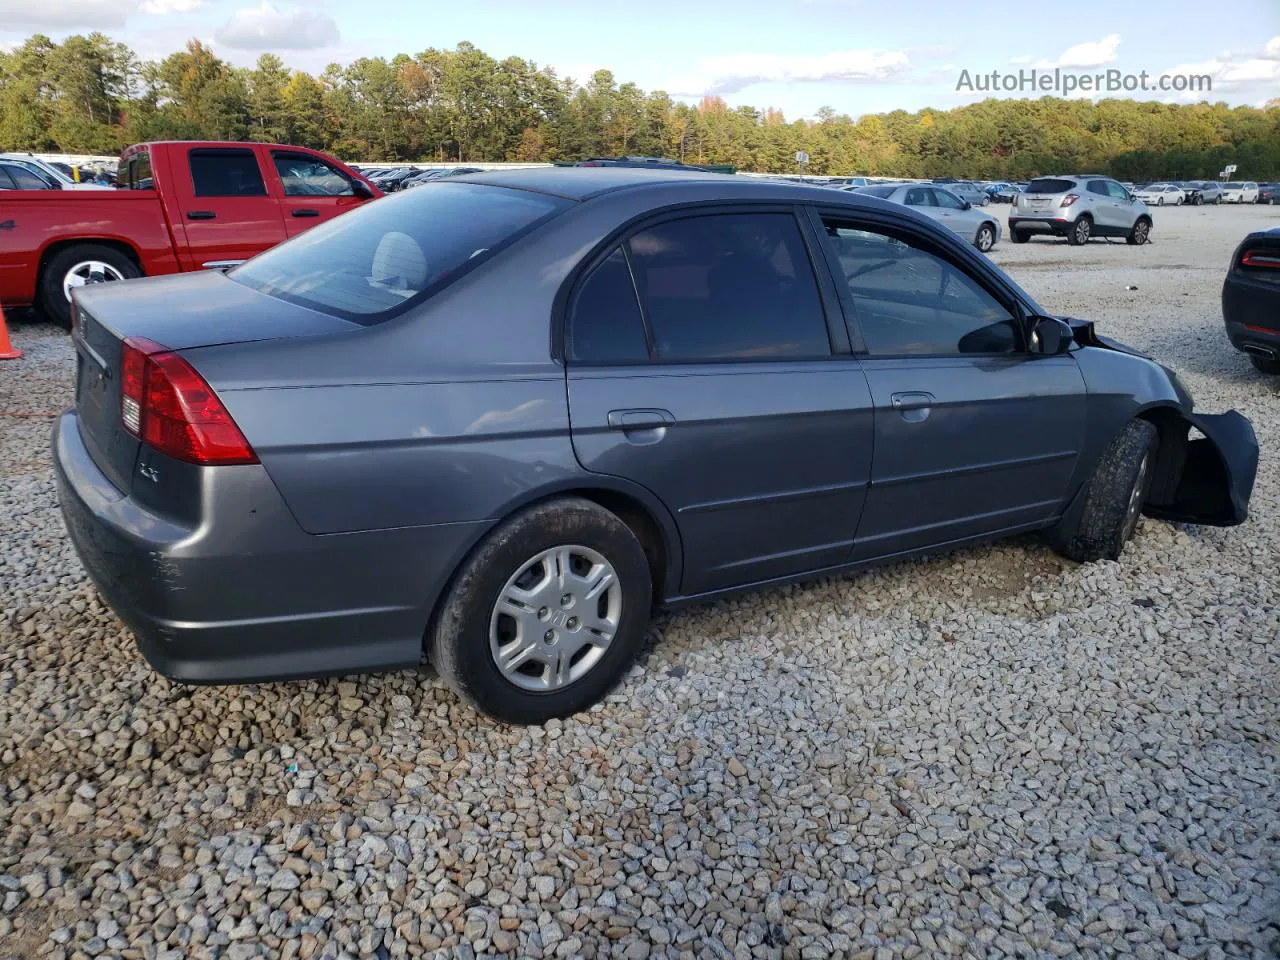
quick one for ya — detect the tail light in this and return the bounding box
[119,337,258,465]
[1060,194,1079,207]
[1240,250,1280,270]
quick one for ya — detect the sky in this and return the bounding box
[1,0,1277,119]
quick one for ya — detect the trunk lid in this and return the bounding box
[72,269,357,494]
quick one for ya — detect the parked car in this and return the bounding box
[1181,181,1222,204]
[574,156,717,172]
[54,168,1257,723]
[1134,183,1184,206]
[0,140,379,328]
[857,183,1001,251]
[1222,226,1280,374]
[1010,175,1151,245]
[936,180,988,206]
[0,159,61,190]
[0,154,112,191]
[986,182,1019,203]
[1221,181,1259,203]
[1256,183,1277,205]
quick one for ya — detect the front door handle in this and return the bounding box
[186,210,216,220]
[607,408,674,430]
[291,208,319,218]
[0,219,14,230]
[890,391,934,422]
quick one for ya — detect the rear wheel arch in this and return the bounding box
[38,237,144,281]
[37,238,145,328]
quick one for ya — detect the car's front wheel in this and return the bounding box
[1068,216,1092,245]
[428,497,653,723]
[974,223,996,252]
[1046,419,1158,562]
[1126,217,1151,245]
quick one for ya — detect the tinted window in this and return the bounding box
[904,187,934,206]
[6,165,49,190]
[1026,178,1076,194]
[0,165,15,189]
[858,185,897,198]
[821,221,1018,356]
[568,247,649,364]
[124,152,153,190]
[190,148,267,197]
[931,188,965,209]
[625,213,829,361]
[231,181,569,323]
[1086,180,1109,195]
[273,151,354,196]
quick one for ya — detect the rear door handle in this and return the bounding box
[890,392,935,422]
[291,208,319,218]
[607,408,674,430]
[186,211,216,220]
[0,219,14,230]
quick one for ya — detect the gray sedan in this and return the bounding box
[858,183,1002,252]
[55,168,1258,722]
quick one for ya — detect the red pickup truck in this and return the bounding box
[0,141,380,327]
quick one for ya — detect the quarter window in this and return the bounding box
[189,148,267,197]
[568,247,650,364]
[821,221,1019,356]
[624,213,830,361]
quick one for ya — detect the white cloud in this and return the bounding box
[1029,34,1122,70]
[1009,55,1033,65]
[0,0,131,29]
[1265,35,1280,58]
[671,49,912,96]
[214,1,339,51]
[140,0,204,12]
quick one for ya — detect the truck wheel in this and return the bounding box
[1046,419,1158,562]
[39,244,140,330]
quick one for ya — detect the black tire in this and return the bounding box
[1126,217,1151,246]
[428,497,653,724]
[1250,353,1280,375]
[974,223,996,253]
[39,244,140,330]
[1067,216,1092,246]
[1011,228,1029,244]
[1046,420,1158,563]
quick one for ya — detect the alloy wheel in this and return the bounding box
[62,260,126,302]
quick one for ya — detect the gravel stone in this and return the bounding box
[0,206,1277,958]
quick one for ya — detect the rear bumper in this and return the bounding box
[52,411,490,683]
[1009,216,1072,236]
[1223,276,1280,357]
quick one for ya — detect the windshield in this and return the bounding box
[1224,182,1243,188]
[1026,178,1076,194]
[230,182,570,324]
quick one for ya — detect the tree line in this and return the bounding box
[2,33,1279,181]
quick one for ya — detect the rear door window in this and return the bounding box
[230,181,569,323]
[623,212,831,361]
[189,148,268,197]
[904,187,934,207]
[6,165,48,190]
[0,165,16,189]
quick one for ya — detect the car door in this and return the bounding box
[564,208,875,596]
[1105,180,1137,224]
[166,145,288,271]
[929,188,974,241]
[1084,179,1117,230]
[810,212,1087,561]
[268,150,369,237]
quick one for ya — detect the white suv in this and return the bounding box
[1221,181,1259,203]
[1010,175,1152,246]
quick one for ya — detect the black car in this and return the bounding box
[1257,183,1277,205]
[1222,226,1280,373]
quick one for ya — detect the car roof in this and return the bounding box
[455,165,750,200]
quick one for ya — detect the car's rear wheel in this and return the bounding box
[1250,353,1280,375]
[39,244,140,330]
[1011,228,1029,244]
[1046,419,1158,562]
[1126,217,1151,246]
[974,223,996,252]
[1068,216,1092,246]
[428,497,653,723]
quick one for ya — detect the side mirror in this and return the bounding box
[351,180,375,199]
[1028,316,1074,356]
[961,200,972,210]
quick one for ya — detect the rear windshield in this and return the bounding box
[857,185,897,198]
[1224,182,1242,188]
[230,182,570,323]
[1026,178,1076,194]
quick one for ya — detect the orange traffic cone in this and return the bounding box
[0,302,21,360]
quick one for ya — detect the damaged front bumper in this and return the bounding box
[1146,410,1259,526]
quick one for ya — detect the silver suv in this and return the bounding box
[1010,175,1151,246]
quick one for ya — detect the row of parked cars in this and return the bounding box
[1130,181,1276,205]
[349,164,486,192]
[0,153,116,190]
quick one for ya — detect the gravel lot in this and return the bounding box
[1,202,1276,960]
